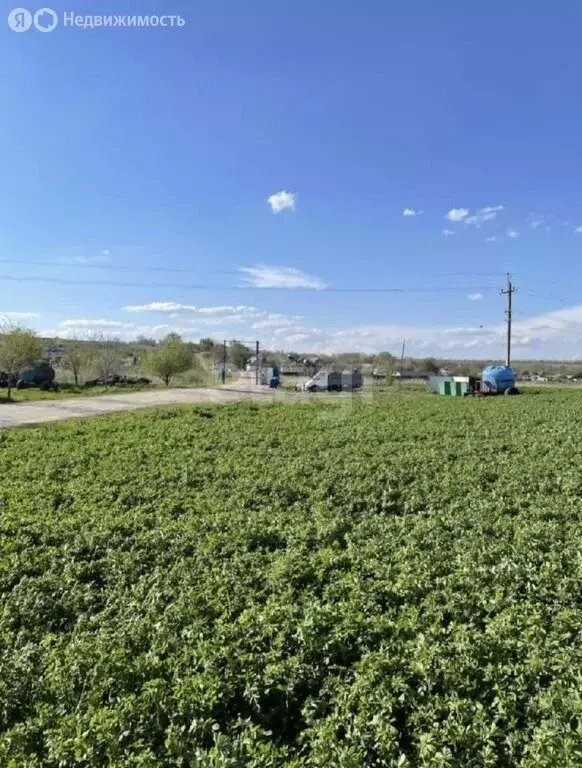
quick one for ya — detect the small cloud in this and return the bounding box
[528,214,554,232]
[61,250,112,265]
[251,313,303,330]
[123,303,263,324]
[468,293,483,301]
[241,265,328,290]
[464,205,504,227]
[403,207,422,217]
[268,190,296,214]
[445,208,469,223]
[59,318,135,331]
[575,226,582,233]
[486,236,497,242]
[0,311,40,322]
[442,229,455,237]
[507,229,520,239]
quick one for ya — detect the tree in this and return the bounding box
[94,347,124,382]
[0,324,43,400]
[373,351,395,384]
[63,340,94,386]
[261,351,281,366]
[375,351,395,366]
[421,357,441,375]
[136,335,157,347]
[199,338,215,353]
[143,334,193,386]
[228,341,251,371]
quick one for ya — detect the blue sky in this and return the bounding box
[2,0,582,357]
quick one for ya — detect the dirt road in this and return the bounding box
[0,386,298,429]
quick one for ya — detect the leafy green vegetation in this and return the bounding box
[143,335,194,387]
[2,391,582,766]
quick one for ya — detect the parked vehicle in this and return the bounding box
[303,371,363,392]
[267,366,280,388]
[85,375,151,388]
[16,362,57,391]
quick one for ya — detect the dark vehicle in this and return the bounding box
[1,363,59,392]
[267,366,280,388]
[85,375,151,388]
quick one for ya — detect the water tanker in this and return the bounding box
[481,365,516,394]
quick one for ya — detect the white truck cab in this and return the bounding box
[304,371,330,392]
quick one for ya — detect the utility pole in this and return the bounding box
[255,340,260,386]
[222,340,227,384]
[501,273,516,367]
[399,338,406,374]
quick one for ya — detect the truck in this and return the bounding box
[302,370,363,393]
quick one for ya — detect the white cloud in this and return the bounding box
[284,332,313,344]
[124,302,262,319]
[46,299,582,358]
[50,318,204,342]
[59,319,135,331]
[486,236,497,242]
[251,313,303,330]
[0,311,40,321]
[528,214,555,232]
[468,293,483,301]
[575,226,582,233]
[60,249,112,265]
[464,205,504,227]
[507,229,520,239]
[241,265,328,290]
[403,207,422,217]
[268,190,296,214]
[445,208,469,222]
[442,229,455,237]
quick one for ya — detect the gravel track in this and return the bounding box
[0,386,300,428]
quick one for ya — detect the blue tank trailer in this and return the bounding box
[466,365,519,396]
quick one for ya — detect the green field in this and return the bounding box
[2,391,582,766]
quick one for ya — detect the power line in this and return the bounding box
[526,288,581,305]
[0,259,510,279]
[0,258,211,275]
[0,274,499,294]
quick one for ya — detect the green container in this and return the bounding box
[437,379,469,396]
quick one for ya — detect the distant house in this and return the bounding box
[280,361,310,376]
[45,346,64,363]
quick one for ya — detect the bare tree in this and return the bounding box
[94,347,123,382]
